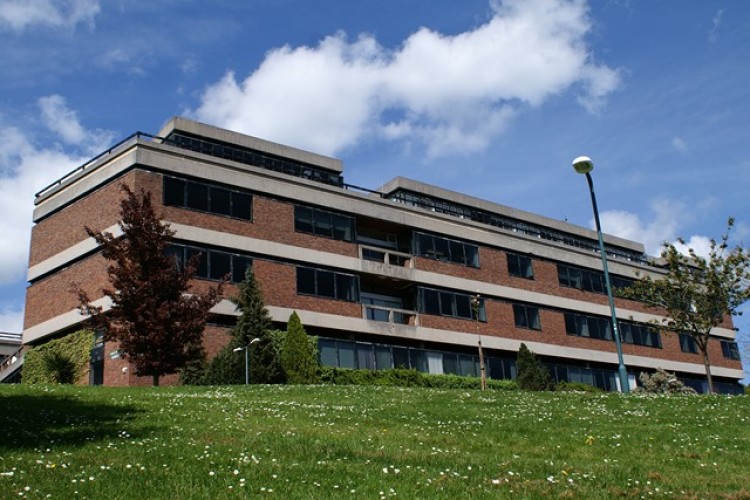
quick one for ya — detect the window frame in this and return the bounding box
[294,205,356,242]
[163,175,253,221]
[413,231,479,268]
[295,266,360,302]
[512,303,541,330]
[507,253,534,279]
[167,244,252,284]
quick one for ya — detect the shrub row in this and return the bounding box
[319,367,518,391]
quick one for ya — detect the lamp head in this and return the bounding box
[572,156,594,174]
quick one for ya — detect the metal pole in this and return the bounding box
[244,346,249,386]
[585,172,630,393]
[472,294,487,390]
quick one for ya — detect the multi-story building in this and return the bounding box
[21,117,744,392]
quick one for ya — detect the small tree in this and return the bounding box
[229,267,284,384]
[76,185,223,386]
[516,343,555,391]
[621,219,750,394]
[280,311,319,384]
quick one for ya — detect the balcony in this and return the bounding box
[362,304,419,326]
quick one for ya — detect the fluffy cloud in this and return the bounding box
[0,305,24,333]
[598,199,684,256]
[193,0,619,158]
[0,96,111,286]
[0,0,100,31]
[599,199,717,259]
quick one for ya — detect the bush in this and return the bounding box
[319,367,518,391]
[516,343,555,391]
[280,312,319,384]
[23,330,94,385]
[635,368,697,395]
[556,381,602,393]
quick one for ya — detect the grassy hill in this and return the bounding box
[1,384,748,498]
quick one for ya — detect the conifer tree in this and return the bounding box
[280,311,319,384]
[231,267,284,384]
[76,185,223,386]
[516,343,555,391]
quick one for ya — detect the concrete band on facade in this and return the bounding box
[22,116,744,390]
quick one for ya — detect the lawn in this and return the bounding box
[1,384,748,498]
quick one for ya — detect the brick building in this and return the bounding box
[22,117,744,392]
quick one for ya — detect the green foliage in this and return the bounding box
[621,218,750,393]
[228,267,284,384]
[319,367,518,391]
[22,330,94,384]
[556,381,603,393]
[635,368,697,395]
[280,312,319,384]
[516,343,555,391]
[76,185,222,386]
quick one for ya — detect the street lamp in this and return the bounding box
[471,294,487,391]
[572,156,630,393]
[233,337,261,385]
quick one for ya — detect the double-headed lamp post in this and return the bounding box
[233,337,261,385]
[572,156,630,393]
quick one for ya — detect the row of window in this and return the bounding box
[418,287,485,321]
[563,312,662,348]
[557,264,634,294]
[163,176,638,293]
[296,267,359,302]
[164,176,252,220]
[166,244,252,283]
[294,205,356,242]
[412,232,479,268]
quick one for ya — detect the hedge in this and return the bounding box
[319,367,518,391]
[22,330,94,385]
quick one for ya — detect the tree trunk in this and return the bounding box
[153,374,160,387]
[701,349,714,394]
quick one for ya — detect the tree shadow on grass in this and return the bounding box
[0,392,158,451]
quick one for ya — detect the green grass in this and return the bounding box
[1,385,748,499]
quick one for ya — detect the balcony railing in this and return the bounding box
[358,244,413,268]
[362,304,418,326]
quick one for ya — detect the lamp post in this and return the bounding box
[471,294,487,391]
[233,337,261,385]
[572,156,630,393]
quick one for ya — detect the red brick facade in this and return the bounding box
[23,120,743,391]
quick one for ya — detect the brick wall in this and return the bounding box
[29,172,136,266]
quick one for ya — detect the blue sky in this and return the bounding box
[1,0,749,378]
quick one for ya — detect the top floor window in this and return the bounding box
[164,175,252,220]
[413,232,479,268]
[507,253,533,279]
[294,205,355,242]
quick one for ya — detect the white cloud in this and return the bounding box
[708,9,724,43]
[38,95,86,145]
[599,199,721,259]
[192,0,619,158]
[672,136,688,154]
[598,199,684,255]
[0,305,24,333]
[673,236,713,259]
[0,0,100,32]
[0,97,111,286]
